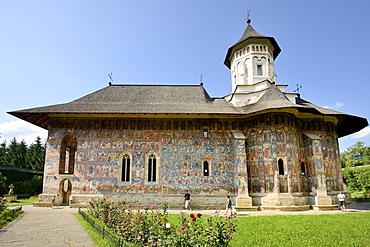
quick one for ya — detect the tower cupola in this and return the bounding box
[224,19,287,106]
[224,19,281,92]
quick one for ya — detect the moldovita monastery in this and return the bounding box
[9,19,368,211]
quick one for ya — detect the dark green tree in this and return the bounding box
[340,141,370,168]
[0,140,6,166]
[6,138,28,168]
[26,136,45,171]
[343,166,370,195]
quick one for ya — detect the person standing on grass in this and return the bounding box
[226,196,232,216]
[337,191,346,212]
[184,190,191,210]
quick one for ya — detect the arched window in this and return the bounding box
[300,162,306,176]
[148,154,157,182]
[278,159,284,175]
[121,154,130,182]
[59,134,77,174]
[203,161,209,176]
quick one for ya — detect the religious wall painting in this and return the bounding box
[263,129,271,143]
[75,162,87,177]
[235,139,246,154]
[236,156,247,173]
[44,160,59,176]
[276,129,285,142]
[263,144,272,159]
[313,140,322,154]
[315,156,324,171]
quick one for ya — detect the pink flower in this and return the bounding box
[89,202,94,205]
[181,231,185,234]
[180,226,186,230]
[153,215,157,220]
[122,229,127,232]
[151,204,158,208]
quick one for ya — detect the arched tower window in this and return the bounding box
[278,159,284,175]
[59,134,77,174]
[203,161,210,176]
[121,154,131,182]
[257,64,263,75]
[148,154,157,182]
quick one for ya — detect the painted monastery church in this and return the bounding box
[9,20,368,210]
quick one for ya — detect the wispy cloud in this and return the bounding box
[351,126,370,139]
[0,120,47,145]
[321,102,344,109]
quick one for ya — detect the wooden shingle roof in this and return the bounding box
[8,84,368,138]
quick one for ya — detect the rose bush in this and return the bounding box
[0,197,6,213]
[87,197,237,247]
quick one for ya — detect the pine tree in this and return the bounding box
[6,138,28,168]
[26,136,45,171]
[0,140,6,166]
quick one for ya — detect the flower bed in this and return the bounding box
[87,197,237,247]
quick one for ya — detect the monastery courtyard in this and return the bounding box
[1,202,370,246]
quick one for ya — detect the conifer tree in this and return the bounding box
[26,136,45,171]
[6,138,27,168]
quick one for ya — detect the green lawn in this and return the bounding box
[77,211,370,247]
[230,212,370,247]
[5,196,39,207]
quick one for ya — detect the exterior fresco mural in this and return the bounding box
[40,114,343,208]
[245,113,341,196]
[43,120,236,196]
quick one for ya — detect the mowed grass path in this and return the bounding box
[230,212,370,247]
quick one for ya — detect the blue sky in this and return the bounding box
[1,1,370,151]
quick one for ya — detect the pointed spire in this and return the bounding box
[224,19,281,69]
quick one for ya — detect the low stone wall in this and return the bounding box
[67,194,230,209]
[33,194,55,207]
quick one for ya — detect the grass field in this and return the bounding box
[78,211,370,247]
[230,212,370,247]
[5,196,38,207]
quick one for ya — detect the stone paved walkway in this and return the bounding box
[1,202,369,247]
[168,201,370,217]
[0,205,96,247]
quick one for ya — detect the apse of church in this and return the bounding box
[244,113,342,198]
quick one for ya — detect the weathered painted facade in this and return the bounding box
[9,20,368,210]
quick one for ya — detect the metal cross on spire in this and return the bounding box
[246,10,252,24]
[294,84,302,98]
[108,73,113,86]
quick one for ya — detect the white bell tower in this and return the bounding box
[224,19,293,106]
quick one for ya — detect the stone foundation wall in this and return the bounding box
[66,194,230,209]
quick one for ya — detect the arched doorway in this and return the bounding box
[59,179,72,206]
